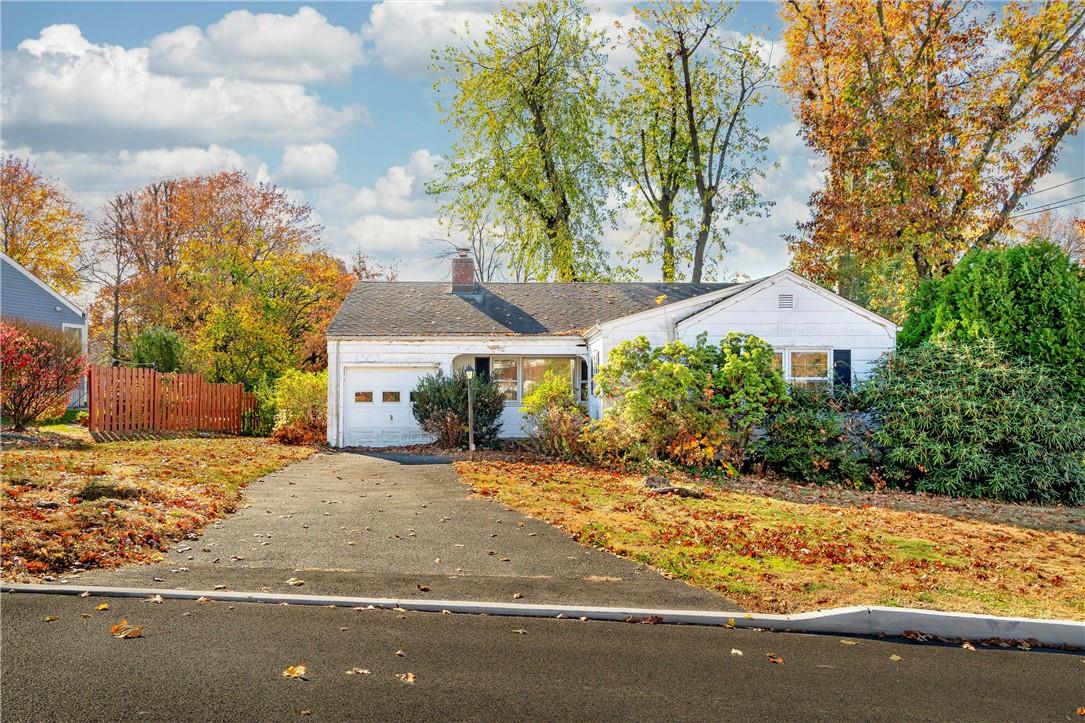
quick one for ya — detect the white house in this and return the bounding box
[326,250,897,448]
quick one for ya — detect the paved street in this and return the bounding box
[73,451,731,609]
[3,592,1082,722]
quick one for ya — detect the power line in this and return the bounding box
[1006,197,1085,217]
[1022,176,1085,197]
[1015,192,1085,215]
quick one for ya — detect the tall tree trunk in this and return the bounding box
[691,200,713,283]
[660,197,676,282]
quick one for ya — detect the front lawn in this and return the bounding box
[1,427,314,580]
[456,461,1085,620]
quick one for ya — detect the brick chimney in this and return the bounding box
[451,247,477,294]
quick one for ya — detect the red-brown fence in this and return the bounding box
[87,366,258,435]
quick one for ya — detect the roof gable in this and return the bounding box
[0,252,84,318]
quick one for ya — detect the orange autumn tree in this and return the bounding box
[88,171,354,385]
[1,156,85,295]
[780,0,1085,316]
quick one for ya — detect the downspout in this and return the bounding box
[333,339,341,447]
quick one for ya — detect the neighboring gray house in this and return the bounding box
[1,252,88,407]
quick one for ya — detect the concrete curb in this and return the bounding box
[4,584,1082,649]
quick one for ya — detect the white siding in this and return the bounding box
[327,336,584,447]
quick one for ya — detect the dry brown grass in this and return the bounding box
[456,460,1085,620]
[1,427,313,580]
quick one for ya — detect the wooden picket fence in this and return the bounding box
[87,366,258,436]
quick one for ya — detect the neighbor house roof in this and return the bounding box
[327,281,754,337]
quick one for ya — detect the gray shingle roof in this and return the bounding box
[327,281,753,337]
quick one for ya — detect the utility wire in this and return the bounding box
[1015,192,1085,214]
[1022,176,1085,197]
[1009,198,1084,219]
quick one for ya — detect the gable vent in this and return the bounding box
[778,293,794,309]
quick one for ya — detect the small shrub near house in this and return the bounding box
[521,370,593,461]
[596,333,787,472]
[756,385,873,487]
[410,369,504,448]
[861,340,1085,505]
[270,369,327,446]
[0,321,85,431]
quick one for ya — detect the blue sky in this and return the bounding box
[2,2,1081,282]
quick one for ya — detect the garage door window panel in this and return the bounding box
[354,391,373,403]
[382,391,401,403]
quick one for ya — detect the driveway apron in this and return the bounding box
[75,451,736,609]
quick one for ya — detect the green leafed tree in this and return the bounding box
[615,1,774,282]
[899,241,1085,398]
[429,0,613,281]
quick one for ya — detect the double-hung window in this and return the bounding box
[773,349,831,388]
[521,358,575,399]
[491,358,519,401]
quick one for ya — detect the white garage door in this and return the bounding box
[342,366,434,447]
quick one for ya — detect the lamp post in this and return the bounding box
[464,364,476,454]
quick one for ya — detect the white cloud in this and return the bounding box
[10,144,269,210]
[3,24,363,151]
[275,143,339,188]
[362,1,489,75]
[149,7,365,84]
[319,148,441,220]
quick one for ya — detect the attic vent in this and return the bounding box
[778,293,794,309]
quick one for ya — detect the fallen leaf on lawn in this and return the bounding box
[889,655,902,661]
[144,595,164,604]
[767,653,784,664]
[512,629,528,635]
[286,578,305,587]
[839,639,858,646]
[282,665,307,680]
[394,650,406,657]
[961,641,976,651]
[730,649,743,656]
[42,615,59,622]
[345,668,370,676]
[95,603,110,611]
[397,673,416,684]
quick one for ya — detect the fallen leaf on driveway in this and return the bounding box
[889,655,902,661]
[79,591,91,598]
[110,620,143,639]
[195,596,211,604]
[416,584,431,592]
[839,639,858,646]
[511,629,527,635]
[213,585,226,590]
[397,673,416,684]
[42,616,59,622]
[282,665,307,680]
[961,641,976,651]
[144,595,164,604]
[730,649,743,656]
[345,668,370,676]
[286,578,305,587]
[767,653,784,664]
[394,650,406,657]
[512,592,523,600]
[95,603,109,611]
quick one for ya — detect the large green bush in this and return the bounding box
[596,333,787,470]
[410,369,504,448]
[899,241,1084,398]
[757,386,872,487]
[130,326,185,373]
[861,340,1085,504]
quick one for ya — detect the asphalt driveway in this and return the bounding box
[73,451,734,609]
